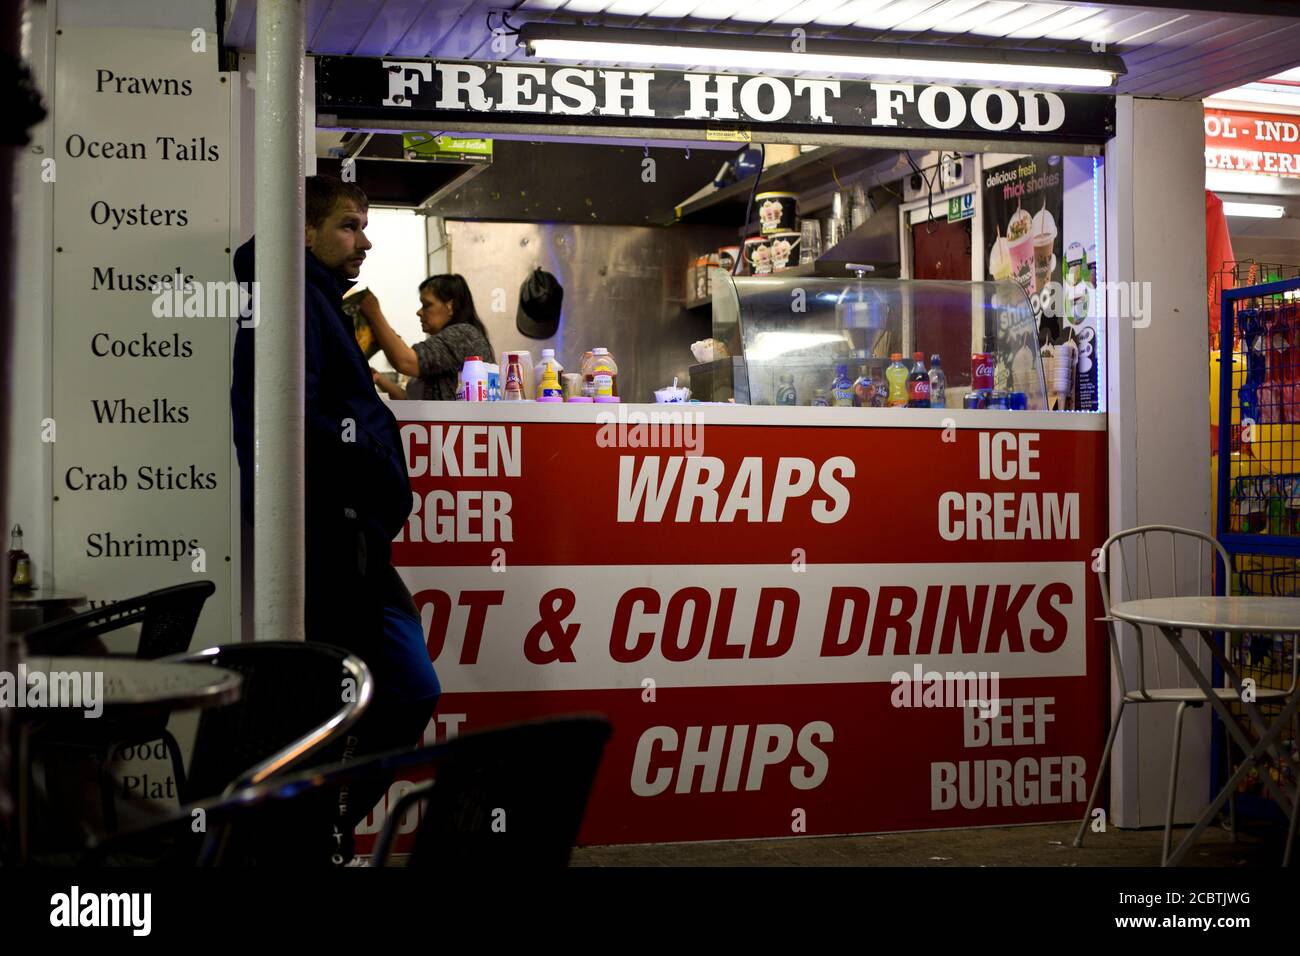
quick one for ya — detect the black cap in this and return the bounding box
[516,268,564,338]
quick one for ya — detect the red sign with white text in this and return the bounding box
[1205,107,1300,178]
[359,412,1108,847]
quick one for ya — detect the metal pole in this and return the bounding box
[0,0,25,857]
[254,0,305,641]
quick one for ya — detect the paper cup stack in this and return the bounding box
[1044,340,1077,410]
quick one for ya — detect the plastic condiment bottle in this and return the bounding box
[539,348,564,380]
[503,356,525,400]
[460,356,488,402]
[588,347,619,400]
[537,363,563,401]
[885,352,908,407]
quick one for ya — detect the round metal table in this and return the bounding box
[1110,596,1300,867]
[1110,596,1300,633]
[7,589,88,632]
[19,656,242,713]
[14,657,242,863]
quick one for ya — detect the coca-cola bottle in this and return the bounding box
[907,352,930,408]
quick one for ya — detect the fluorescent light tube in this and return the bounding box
[527,38,1116,87]
[1222,202,1286,218]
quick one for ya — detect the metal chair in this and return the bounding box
[81,715,611,867]
[370,715,613,867]
[22,581,216,659]
[1073,524,1296,864]
[175,641,373,800]
[22,581,216,834]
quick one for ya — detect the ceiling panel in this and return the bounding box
[730,0,818,23]
[1040,7,1142,43]
[347,0,436,56]
[966,3,1066,38]
[604,0,665,13]
[304,0,339,49]
[930,3,1035,36]
[770,0,862,24]
[1005,4,1102,39]
[790,1,893,27]
[642,0,711,17]
[561,0,620,11]
[1153,29,1300,98]
[307,0,383,54]
[1118,21,1300,96]
[1110,11,1192,46]
[889,0,987,32]
[1120,16,1252,65]
[853,0,957,31]
[226,0,1300,101]
[379,3,467,56]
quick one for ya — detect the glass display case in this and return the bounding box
[702,271,1047,409]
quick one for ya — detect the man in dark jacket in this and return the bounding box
[231,176,439,864]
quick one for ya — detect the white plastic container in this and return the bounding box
[460,355,488,402]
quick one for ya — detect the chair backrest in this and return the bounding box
[405,715,612,867]
[83,715,611,867]
[1098,524,1232,693]
[178,641,373,802]
[22,581,216,658]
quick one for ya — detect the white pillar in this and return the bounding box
[1105,96,1212,828]
[253,0,306,641]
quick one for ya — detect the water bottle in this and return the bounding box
[928,354,947,409]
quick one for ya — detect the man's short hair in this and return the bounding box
[306,175,368,229]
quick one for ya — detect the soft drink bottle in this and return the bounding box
[907,352,930,407]
[885,353,908,407]
[928,354,947,409]
[776,373,797,406]
[831,364,854,406]
[852,364,878,407]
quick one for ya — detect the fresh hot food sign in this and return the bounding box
[316,56,1115,144]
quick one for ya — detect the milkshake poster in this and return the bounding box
[983,156,1064,345]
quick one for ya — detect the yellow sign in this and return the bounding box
[706,127,752,143]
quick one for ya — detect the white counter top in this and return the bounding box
[385,400,1107,431]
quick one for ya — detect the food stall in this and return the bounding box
[313,53,1112,847]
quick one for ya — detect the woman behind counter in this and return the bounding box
[361,274,494,400]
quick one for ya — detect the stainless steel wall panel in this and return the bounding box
[445,219,735,401]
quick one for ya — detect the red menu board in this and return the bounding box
[357,410,1108,848]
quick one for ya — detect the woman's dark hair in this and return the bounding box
[420,274,493,353]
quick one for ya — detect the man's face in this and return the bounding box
[305,199,371,279]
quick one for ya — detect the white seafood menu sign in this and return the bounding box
[50,28,234,651]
